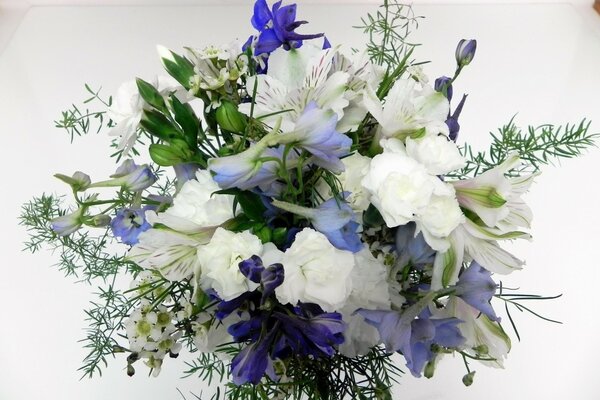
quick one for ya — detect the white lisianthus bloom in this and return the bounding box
[275,228,354,312]
[109,76,188,156]
[196,228,263,301]
[361,138,442,227]
[405,134,466,175]
[417,192,464,252]
[364,78,449,140]
[149,170,235,233]
[339,248,391,357]
[317,152,372,213]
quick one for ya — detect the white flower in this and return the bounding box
[361,139,441,227]
[364,78,449,140]
[192,312,239,359]
[405,65,429,84]
[196,228,263,301]
[187,41,248,92]
[108,77,187,156]
[339,248,391,357]
[405,134,465,175]
[317,152,372,212]
[275,228,354,312]
[417,191,464,252]
[150,169,236,233]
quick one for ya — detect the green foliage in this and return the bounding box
[450,118,598,179]
[54,84,114,142]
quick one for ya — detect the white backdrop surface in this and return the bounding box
[1,2,600,400]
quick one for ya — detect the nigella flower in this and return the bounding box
[271,195,362,252]
[110,207,153,246]
[454,261,499,321]
[358,308,465,377]
[250,0,324,55]
[277,102,352,173]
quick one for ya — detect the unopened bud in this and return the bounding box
[455,39,477,67]
[54,171,91,192]
[462,371,476,386]
[216,101,247,133]
[86,214,111,228]
[424,361,436,379]
[126,364,135,377]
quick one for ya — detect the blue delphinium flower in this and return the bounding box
[51,208,84,236]
[358,308,464,377]
[395,222,436,268]
[251,0,324,55]
[455,39,477,67]
[216,254,345,385]
[434,76,453,101]
[110,207,152,245]
[454,261,499,321]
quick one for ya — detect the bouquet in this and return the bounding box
[20,0,597,398]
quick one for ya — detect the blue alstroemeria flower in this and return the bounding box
[251,0,324,55]
[110,207,153,245]
[395,222,436,268]
[357,309,465,377]
[454,261,500,321]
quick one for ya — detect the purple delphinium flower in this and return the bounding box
[447,94,467,141]
[357,308,465,377]
[239,255,265,284]
[51,208,84,237]
[250,0,324,55]
[455,39,477,67]
[231,326,278,385]
[434,76,453,101]
[173,162,199,187]
[395,222,436,268]
[261,263,285,302]
[454,261,499,321]
[110,207,152,245]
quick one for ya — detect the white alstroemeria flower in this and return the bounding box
[339,248,391,357]
[405,65,429,84]
[275,228,354,312]
[128,227,214,281]
[443,297,511,368]
[405,134,466,175]
[452,152,537,230]
[108,77,187,156]
[192,312,240,359]
[317,151,372,212]
[149,170,236,234]
[364,78,449,140]
[239,44,351,132]
[196,228,263,301]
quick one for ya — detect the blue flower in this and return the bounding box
[231,326,278,385]
[446,94,467,141]
[239,255,265,284]
[358,308,465,377]
[454,261,499,321]
[260,263,285,302]
[110,207,152,245]
[395,222,436,268]
[455,39,477,67]
[251,0,324,55]
[110,160,157,191]
[51,208,84,237]
[173,162,199,187]
[434,76,453,101]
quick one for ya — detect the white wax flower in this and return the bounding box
[405,134,466,175]
[275,228,354,312]
[196,228,263,301]
[339,248,391,357]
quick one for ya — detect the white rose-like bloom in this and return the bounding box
[316,152,371,212]
[197,228,263,301]
[417,192,464,251]
[405,134,466,175]
[361,138,443,227]
[153,170,235,232]
[275,228,354,312]
[339,248,391,357]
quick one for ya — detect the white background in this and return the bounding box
[1,1,600,400]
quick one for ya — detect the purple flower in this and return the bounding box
[231,326,278,385]
[239,255,265,284]
[395,222,436,268]
[455,39,477,67]
[110,207,152,245]
[173,162,199,187]
[111,160,157,191]
[358,309,465,377]
[434,76,453,101]
[251,0,324,55]
[447,94,467,141]
[51,209,84,237]
[261,263,284,302]
[454,262,499,321]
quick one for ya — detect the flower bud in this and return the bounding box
[239,255,265,284]
[51,208,84,236]
[90,160,157,192]
[54,171,91,192]
[434,76,453,101]
[455,39,477,67]
[424,361,436,379]
[260,263,284,302]
[216,101,247,133]
[462,371,476,386]
[86,214,112,227]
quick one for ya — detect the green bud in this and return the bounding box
[112,345,127,353]
[424,361,436,379]
[217,146,235,157]
[54,171,91,192]
[149,140,193,166]
[255,225,272,243]
[126,364,135,377]
[462,371,476,387]
[272,227,288,246]
[473,344,489,355]
[85,214,112,228]
[216,101,247,133]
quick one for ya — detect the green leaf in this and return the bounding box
[158,47,196,90]
[363,204,385,228]
[170,94,200,149]
[140,109,180,141]
[135,78,166,111]
[236,191,267,222]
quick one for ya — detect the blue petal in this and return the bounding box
[251,0,272,31]
[455,262,499,321]
[255,28,283,55]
